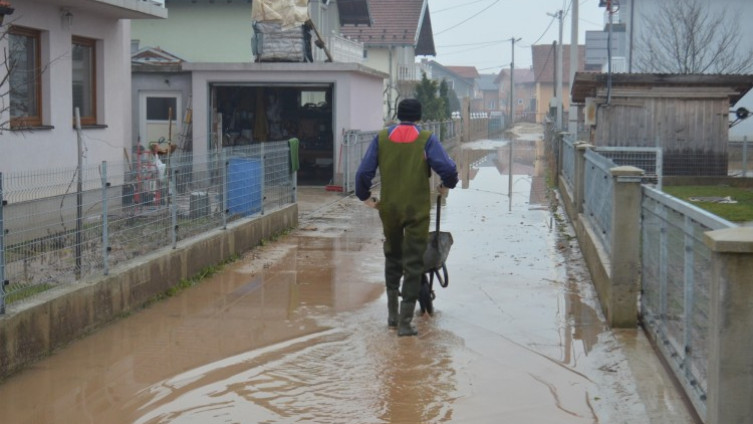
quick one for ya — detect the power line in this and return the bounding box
[433,0,493,14]
[435,0,502,35]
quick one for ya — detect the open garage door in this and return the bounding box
[211,84,334,185]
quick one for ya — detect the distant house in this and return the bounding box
[477,74,500,115]
[495,68,536,123]
[131,1,387,186]
[571,72,753,176]
[340,0,436,120]
[531,44,585,124]
[422,61,481,111]
[0,0,165,175]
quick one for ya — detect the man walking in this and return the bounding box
[355,99,458,337]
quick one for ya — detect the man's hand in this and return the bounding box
[437,183,449,198]
[363,197,379,208]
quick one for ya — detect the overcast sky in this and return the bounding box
[427,0,608,74]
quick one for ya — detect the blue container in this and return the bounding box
[227,157,262,216]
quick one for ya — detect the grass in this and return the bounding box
[662,185,753,223]
[5,283,54,304]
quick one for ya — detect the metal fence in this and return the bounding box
[583,149,616,256]
[640,186,737,420]
[0,140,296,313]
[561,134,576,190]
[341,119,464,194]
[594,146,663,189]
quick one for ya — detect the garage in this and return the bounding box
[187,62,386,188]
[212,84,334,185]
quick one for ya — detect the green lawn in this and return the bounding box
[663,185,753,223]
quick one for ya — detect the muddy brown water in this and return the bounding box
[0,139,697,423]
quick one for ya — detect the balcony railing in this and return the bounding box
[314,33,364,63]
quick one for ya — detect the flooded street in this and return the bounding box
[0,137,696,423]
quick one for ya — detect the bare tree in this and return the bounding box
[634,0,753,74]
[1,22,11,132]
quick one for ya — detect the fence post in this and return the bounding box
[704,227,753,424]
[222,150,228,230]
[101,162,110,276]
[261,142,266,215]
[170,168,178,249]
[0,172,5,315]
[608,165,644,327]
[574,143,591,214]
[743,136,749,177]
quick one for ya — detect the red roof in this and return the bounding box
[531,44,585,83]
[340,0,435,55]
[495,68,535,84]
[446,66,479,79]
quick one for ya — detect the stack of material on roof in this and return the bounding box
[251,0,312,62]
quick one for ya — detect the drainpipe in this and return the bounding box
[388,46,394,120]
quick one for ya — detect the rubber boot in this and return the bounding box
[397,300,418,337]
[387,289,399,328]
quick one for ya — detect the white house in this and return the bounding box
[0,0,166,175]
[339,0,436,120]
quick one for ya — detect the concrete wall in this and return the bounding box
[558,135,753,423]
[131,1,254,62]
[0,204,297,379]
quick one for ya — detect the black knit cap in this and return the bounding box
[397,98,422,122]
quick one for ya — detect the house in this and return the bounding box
[340,0,436,120]
[603,0,753,138]
[423,61,481,111]
[495,68,536,123]
[475,74,499,114]
[0,0,166,175]
[131,1,387,186]
[531,44,585,125]
[571,72,753,175]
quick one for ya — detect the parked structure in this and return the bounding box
[571,72,753,176]
[0,0,166,175]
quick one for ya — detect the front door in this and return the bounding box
[139,91,182,148]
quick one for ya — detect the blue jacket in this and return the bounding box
[355,123,459,201]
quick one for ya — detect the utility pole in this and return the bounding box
[509,37,521,129]
[569,0,579,135]
[547,9,564,130]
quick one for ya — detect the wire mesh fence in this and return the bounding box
[583,149,615,256]
[594,146,663,189]
[561,134,576,190]
[341,119,464,194]
[0,140,296,312]
[640,186,737,420]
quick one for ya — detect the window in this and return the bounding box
[72,37,96,125]
[146,97,177,120]
[9,26,42,128]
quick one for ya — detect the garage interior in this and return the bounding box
[212,84,334,185]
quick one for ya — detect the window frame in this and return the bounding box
[71,36,97,126]
[9,26,43,129]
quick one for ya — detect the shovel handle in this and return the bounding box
[435,194,441,232]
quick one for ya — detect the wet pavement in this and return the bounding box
[0,135,698,423]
